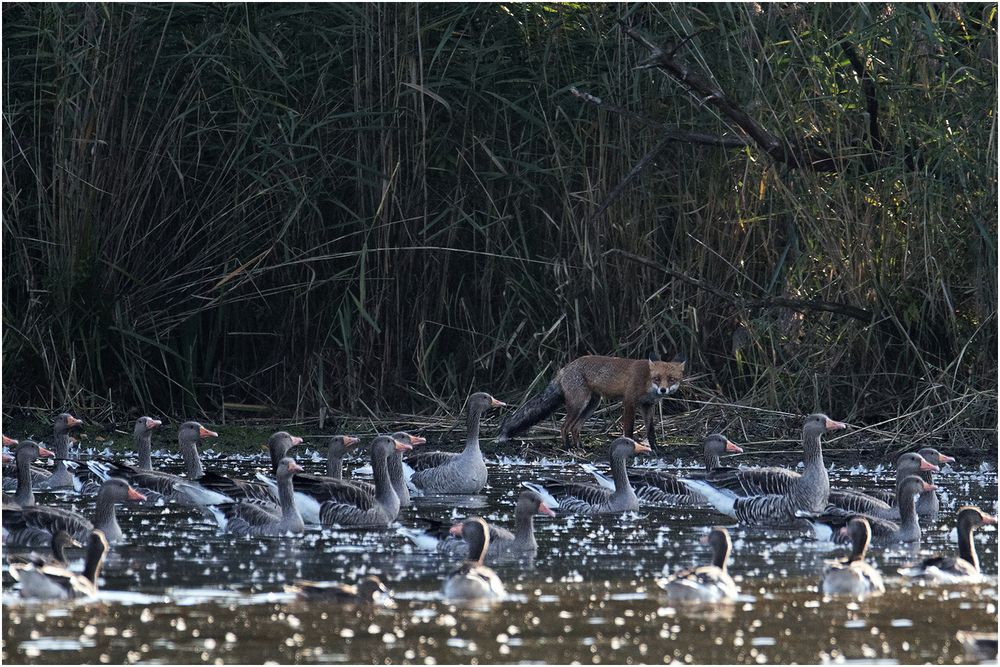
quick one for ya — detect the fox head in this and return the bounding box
[648,358,685,396]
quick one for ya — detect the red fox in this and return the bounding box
[498,354,686,448]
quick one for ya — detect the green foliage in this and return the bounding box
[2,3,996,436]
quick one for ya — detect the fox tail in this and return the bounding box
[497,381,564,441]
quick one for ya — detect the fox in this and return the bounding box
[498,353,686,448]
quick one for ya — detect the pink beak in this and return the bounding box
[725,440,743,454]
[938,453,956,464]
[38,447,55,458]
[287,461,304,473]
[2,435,18,447]
[825,418,847,430]
[147,419,162,430]
[921,481,938,492]
[394,439,413,452]
[409,435,427,446]
[449,523,464,537]
[919,459,939,473]
[127,487,147,502]
[343,436,361,448]
[538,502,556,517]
[199,426,219,439]
[290,436,304,446]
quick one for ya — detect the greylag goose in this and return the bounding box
[899,507,996,582]
[820,517,885,596]
[523,437,650,514]
[286,575,394,606]
[441,517,505,601]
[7,530,81,569]
[680,414,845,527]
[197,431,305,505]
[3,478,145,545]
[296,435,410,527]
[801,475,934,545]
[10,529,109,600]
[9,413,84,491]
[87,421,230,506]
[583,434,743,504]
[407,392,506,495]
[207,458,305,537]
[400,490,555,563]
[5,441,55,507]
[320,435,362,481]
[864,447,952,517]
[827,453,938,521]
[657,527,738,603]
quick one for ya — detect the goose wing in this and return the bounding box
[703,466,800,497]
[294,475,377,510]
[3,505,93,544]
[199,470,277,504]
[405,451,459,472]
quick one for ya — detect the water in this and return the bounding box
[2,449,997,664]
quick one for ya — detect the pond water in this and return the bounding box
[2,444,997,664]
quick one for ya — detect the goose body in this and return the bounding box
[408,393,505,495]
[198,431,306,506]
[524,437,650,514]
[207,458,305,537]
[441,518,505,601]
[4,441,55,507]
[12,414,84,491]
[801,476,933,545]
[827,452,941,521]
[286,575,393,606]
[10,530,109,600]
[7,530,80,569]
[657,527,738,603]
[855,448,952,518]
[899,507,996,582]
[821,518,885,596]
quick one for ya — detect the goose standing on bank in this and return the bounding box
[657,527,739,603]
[207,458,305,537]
[4,441,55,507]
[523,437,650,514]
[87,421,230,506]
[583,434,743,505]
[400,490,556,563]
[10,529,109,600]
[3,478,145,545]
[681,414,845,527]
[827,453,938,521]
[801,476,935,546]
[820,517,885,596]
[899,507,997,582]
[407,393,506,495]
[441,517,506,601]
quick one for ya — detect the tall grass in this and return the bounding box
[2,3,996,440]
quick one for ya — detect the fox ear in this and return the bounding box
[646,349,659,362]
[670,352,687,370]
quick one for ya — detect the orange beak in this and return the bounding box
[2,435,17,446]
[491,398,508,408]
[981,513,998,525]
[449,523,464,537]
[288,461,304,473]
[824,418,847,430]
[409,435,427,446]
[290,436,304,446]
[67,416,83,428]
[393,439,413,452]
[725,440,743,454]
[147,419,162,429]
[199,426,219,439]
[921,481,938,492]
[918,459,939,473]
[38,447,55,458]
[344,436,361,448]
[127,487,147,502]
[538,502,556,517]
[938,453,956,464]
[634,441,652,454]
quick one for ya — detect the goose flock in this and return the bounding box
[1,397,995,612]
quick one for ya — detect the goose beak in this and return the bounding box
[725,440,743,454]
[919,459,939,473]
[290,436,304,446]
[824,418,847,430]
[38,447,55,458]
[127,487,147,502]
[449,523,464,537]
[199,426,219,439]
[1,453,11,464]
[921,481,938,492]
[147,419,162,429]
[634,441,652,454]
[938,454,955,464]
[393,439,413,452]
[538,502,556,517]
[67,416,83,428]
[491,398,508,408]
[70,538,84,548]
[2,435,18,446]
[288,461,304,473]
[344,436,361,448]
[981,513,998,525]
[409,435,427,446]
[259,444,269,452]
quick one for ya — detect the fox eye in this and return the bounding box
[653,376,661,383]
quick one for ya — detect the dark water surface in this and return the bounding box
[2,448,997,664]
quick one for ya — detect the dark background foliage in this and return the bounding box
[2,3,996,439]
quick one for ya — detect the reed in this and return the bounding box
[2,4,995,447]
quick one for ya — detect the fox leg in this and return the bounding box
[560,382,592,448]
[621,398,636,439]
[640,402,658,449]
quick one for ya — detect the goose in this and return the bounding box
[320,435,362,481]
[5,414,84,491]
[87,421,230,506]
[197,431,306,505]
[207,458,305,537]
[285,575,394,606]
[657,527,738,603]
[441,517,505,601]
[800,475,934,545]
[78,416,165,495]
[4,441,55,507]
[820,517,885,596]
[407,392,506,495]
[582,434,743,504]
[294,435,410,527]
[680,414,845,527]
[10,529,109,600]
[399,490,556,563]
[7,530,81,569]
[3,478,145,545]
[827,453,938,521]
[524,437,651,514]
[899,507,997,582]
[863,447,953,517]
